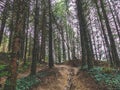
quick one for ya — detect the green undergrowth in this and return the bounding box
[0,62,31,77]
[16,75,40,90]
[18,62,31,73]
[0,65,8,77]
[16,70,56,90]
[88,67,120,90]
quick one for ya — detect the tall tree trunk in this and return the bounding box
[4,0,25,90]
[93,0,113,66]
[76,0,93,69]
[40,6,47,63]
[48,0,54,68]
[30,0,39,75]
[8,18,14,52]
[23,0,30,64]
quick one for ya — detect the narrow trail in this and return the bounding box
[32,65,103,90]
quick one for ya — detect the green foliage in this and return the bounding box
[18,62,31,73]
[0,65,7,70]
[0,65,8,77]
[16,75,40,90]
[23,62,31,70]
[16,70,55,90]
[53,0,66,17]
[0,71,8,77]
[102,67,115,74]
[89,67,120,90]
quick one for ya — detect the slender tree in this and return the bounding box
[100,0,120,67]
[48,0,54,68]
[30,0,39,75]
[76,0,93,69]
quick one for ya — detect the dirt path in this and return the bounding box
[32,65,103,90]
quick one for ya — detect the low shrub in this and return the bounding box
[102,67,115,74]
[0,65,8,77]
[88,67,120,90]
[16,75,40,90]
[16,70,56,90]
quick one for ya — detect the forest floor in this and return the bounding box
[0,64,47,89]
[31,64,104,90]
[0,62,106,90]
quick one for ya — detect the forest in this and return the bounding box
[0,0,120,90]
